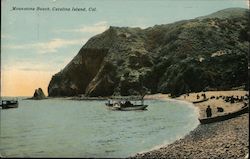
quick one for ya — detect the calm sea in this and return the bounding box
[0,98,199,158]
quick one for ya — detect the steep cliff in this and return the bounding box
[48,8,249,97]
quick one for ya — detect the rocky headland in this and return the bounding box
[48,8,249,97]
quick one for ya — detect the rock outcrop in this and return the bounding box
[48,8,249,97]
[32,88,46,100]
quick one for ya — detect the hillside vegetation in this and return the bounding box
[48,8,249,97]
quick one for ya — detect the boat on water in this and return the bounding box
[0,100,19,109]
[199,105,249,124]
[105,96,148,111]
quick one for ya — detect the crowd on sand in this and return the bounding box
[130,90,249,159]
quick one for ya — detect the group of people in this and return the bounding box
[197,93,207,100]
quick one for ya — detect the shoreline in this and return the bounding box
[134,97,200,156]
[2,90,248,158]
[130,90,249,158]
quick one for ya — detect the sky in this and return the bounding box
[1,0,249,97]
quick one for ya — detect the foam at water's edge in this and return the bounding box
[166,98,200,117]
[132,98,200,156]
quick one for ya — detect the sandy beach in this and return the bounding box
[131,90,249,159]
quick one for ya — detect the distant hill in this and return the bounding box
[48,8,249,97]
[197,8,249,20]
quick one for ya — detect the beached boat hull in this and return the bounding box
[199,106,249,124]
[192,98,209,104]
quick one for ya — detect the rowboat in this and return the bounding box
[199,105,249,124]
[0,100,19,109]
[192,98,209,104]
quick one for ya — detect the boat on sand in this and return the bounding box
[192,98,209,104]
[199,105,249,124]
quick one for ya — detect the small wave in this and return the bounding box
[35,150,45,154]
[97,139,115,144]
[105,150,116,153]
[136,134,185,155]
[165,98,200,118]
[0,153,4,158]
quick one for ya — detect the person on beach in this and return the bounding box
[197,94,200,99]
[206,105,212,117]
[201,93,206,99]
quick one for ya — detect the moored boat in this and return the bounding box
[105,96,148,111]
[0,100,19,109]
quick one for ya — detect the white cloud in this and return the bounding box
[56,21,109,34]
[2,58,64,72]
[3,38,87,54]
[3,22,109,54]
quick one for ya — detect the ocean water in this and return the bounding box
[0,98,199,158]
